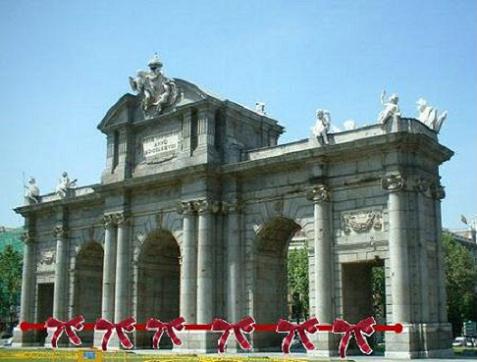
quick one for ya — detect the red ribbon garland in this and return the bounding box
[211,316,255,353]
[332,316,376,358]
[276,317,319,354]
[145,317,185,349]
[44,315,84,348]
[95,317,136,351]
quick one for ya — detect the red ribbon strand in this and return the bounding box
[95,317,136,351]
[145,317,185,349]
[211,316,255,353]
[276,317,319,354]
[332,316,376,358]
[45,315,84,348]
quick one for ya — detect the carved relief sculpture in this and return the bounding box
[342,210,383,234]
[129,54,179,118]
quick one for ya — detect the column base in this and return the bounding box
[306,332,339,357]
[173,331,219,353]
[12,326,36,347]
[93,330,125,350]
[385,322,453,359]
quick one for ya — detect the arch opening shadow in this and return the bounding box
[136,229,180,349]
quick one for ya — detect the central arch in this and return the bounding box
[253,216,302,350]
[135,229,180,349]
[74,242,104,345]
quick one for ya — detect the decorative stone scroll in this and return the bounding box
[342,210,383,234]
[306,184,330,203]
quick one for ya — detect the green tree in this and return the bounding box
[287,247,309,318]
[442,232,477,336]
[0,245,22,328]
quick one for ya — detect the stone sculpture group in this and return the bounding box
[312,90,448,144]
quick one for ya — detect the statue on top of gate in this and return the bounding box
[129,54,179,118]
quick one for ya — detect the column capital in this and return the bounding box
[54,225,66,239]
[194,199,220,214]
[176,201,196,215]
[382,172,406,192]
[306,184,330,203]
[21,231,35,244]
[114,212,129,226]
[103,214,116,228]
[431,183,446,200]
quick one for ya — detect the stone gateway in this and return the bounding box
[14,55,453,358]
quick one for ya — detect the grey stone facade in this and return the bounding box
[14,74,453,358]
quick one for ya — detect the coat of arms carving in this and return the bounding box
[129,54,179,118]
[342,210,383,234]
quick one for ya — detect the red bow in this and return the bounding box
[276,317,319,353]
[211,316,255,353]
[332,317,376,358]
[145,317,185,349]
[95,317,136,351]
[45,315,84,348]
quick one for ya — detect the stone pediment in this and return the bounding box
[97,78,220,132]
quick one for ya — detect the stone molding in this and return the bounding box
[306,184,330,203]
[221,200,243,214]
[382,172,406,192]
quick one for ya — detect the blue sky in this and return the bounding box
[0,0,475,229]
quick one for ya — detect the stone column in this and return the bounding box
[307,185,332,323]
[307,184,335,356]
[52,226,67,320]
[114,213,129,322]
[101,214,117,321]
[432,184,448,323]
[382,173,411,323]
[178,201,197,323]
[225,202,241,322]
[415,178,430,322]
[195,199,218,324]
[18,232,35,344]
